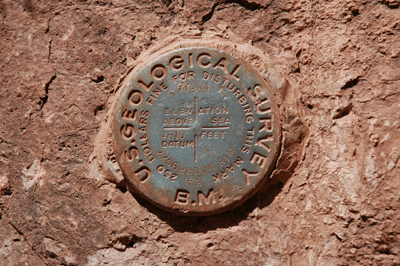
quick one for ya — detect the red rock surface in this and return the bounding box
[1,0,400,265]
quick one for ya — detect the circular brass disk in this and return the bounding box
[113,46,281,215]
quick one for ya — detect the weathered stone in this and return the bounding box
[1,0,399,265]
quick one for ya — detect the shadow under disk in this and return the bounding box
[120,176,287,233]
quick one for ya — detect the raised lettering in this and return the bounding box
[128,90,143,105]
[197,53,211,68]
[175,189,190,205]
[259,117,273,132]
[250,152,267,168]
[125,146,139,161]
[121,124,135,139]
[121,108,137,121]
[151,64,167,80]
[257,135,273,152]
[137,80,154,91]
[134,166,151,182]
[242,169,258,185]
[169,55,184,71]
[212,173,221,183]
[230,64,241,80]
[213,57,228,73]
[198,189,217,206]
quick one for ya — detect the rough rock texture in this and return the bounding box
[1,0,399,265]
